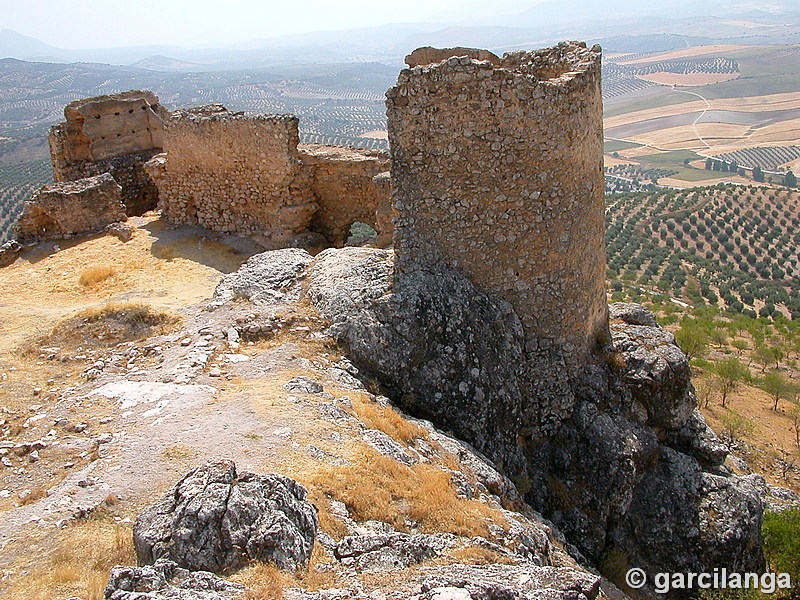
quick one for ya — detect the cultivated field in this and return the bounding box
[603,44,800,184]
[606,184,800,318]
[0,159,50,243]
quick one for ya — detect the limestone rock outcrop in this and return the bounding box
[609,302,659,327]
[209,247,314,309]
[411,564,601,600]
[612,446,764,585]
[133,460,318,573]
[16,173,125,242]
[664,408,729,468]
[611,320,694,429]
[104,559,244,600]
[335,532,455,571]
[296,246,765,585]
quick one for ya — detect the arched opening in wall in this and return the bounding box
[345,221,377,246]
[26,208,61,240]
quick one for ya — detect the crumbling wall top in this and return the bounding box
[405,46,501,67]
[499,41,601,80]
[399,41,600,87]
[298,143,388,163]
[57,90,169,163]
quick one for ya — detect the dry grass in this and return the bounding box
[701,376,800,493]
[162,443,196,460]
[236,562,287,600]
[234,544,340,598]
[79,265,118,287]
[6,517,135,600]
[299,444,500,539]
[34,301,181,351]
[350,394,427,444]
[447,545,515,565]
[18,487,47,506]
[0,215,251,360]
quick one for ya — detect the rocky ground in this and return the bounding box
[1,218,797,600]
[0,218,626,600]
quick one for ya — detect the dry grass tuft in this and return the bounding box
[350,395,427,444]
[34,301,181,350]
[18,487,47,506]
[448,545,516,565]
[234,545,340,598]
[236,562,288,600]
[7,517,135,600]
[79,265,118,287]
[162,444,196,460]
[299,445,499,539]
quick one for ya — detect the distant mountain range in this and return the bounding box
[1,0,798,71]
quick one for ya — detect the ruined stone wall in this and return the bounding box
[299,144,390,246]
[151,111,317,245]
[387,42,609,367]
[49,90,168,215]
[150,109,392,247]
[16,173,125,242]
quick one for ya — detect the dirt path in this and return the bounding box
[675,88,712,150]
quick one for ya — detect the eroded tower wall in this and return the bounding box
[387,42,609,366]
[49,90,168,215]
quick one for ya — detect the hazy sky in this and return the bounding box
[0,0,528,49]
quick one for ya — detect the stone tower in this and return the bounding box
[387,41,609,367]
[48,90,169,215]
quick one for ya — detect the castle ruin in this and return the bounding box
[49,90,168,215]
[146,107,390,248]
[24,41,609,367]
[387,41,609,366]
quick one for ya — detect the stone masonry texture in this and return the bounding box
[148,107,390,248]
[16,173,126,242]
[48,90,169,215]
[386,41,609,367]
[300,144,390,247]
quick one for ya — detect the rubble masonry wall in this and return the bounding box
[386,41,609,366]
[150,111,390,247]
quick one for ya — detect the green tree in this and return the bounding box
[753,344,784,372]
[760,371,797,411]
[752,166,764,182]
[762,509,800,585]
[720,409,756,441]
[732,339,748,355]
[708,327,728,348]
[713,357,749,406]
[783,170,796,188]
[675,326,710,361]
